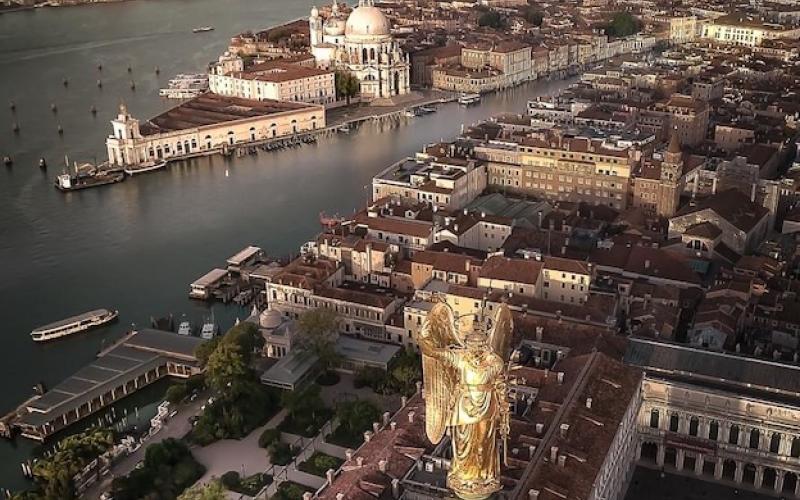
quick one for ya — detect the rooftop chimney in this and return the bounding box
[357,456,365,466]
[644,259,651,270]
[373,422,381,433]
[535,326,543,341]
[346,449,354,461]
[364,431,373,443]
[536,423,544,434]
[550,445,559,461]
[337,494,345,500]
[557,372,565,384]
[392,478,401,498]
[409,411,416,423]
[586,397,593,409]
[558,454,567,468]
[383,411,391,426]
[326,469,335,485]
[390,421,397,431]
[529,489,541,500]
[303,493,313,500]
[560,423,570,438]
[379,459,388,473]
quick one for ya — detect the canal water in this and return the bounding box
[0,0,572,489]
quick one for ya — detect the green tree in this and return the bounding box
[28,427,114,500]
[335,71,360,104]
[166,383,188,404]
[336,399,380,436]
[281,383,325,421]
[296,308,341,373]
[195,337,221,368]
[178,480,226,500]
[206,340,249,394]
[478,11,505,29]
[605,11,641,37]
[519,6,543,26]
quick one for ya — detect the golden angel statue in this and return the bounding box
[415,301,513,500]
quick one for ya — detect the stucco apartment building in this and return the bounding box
[431,42,533,93]
[702,13,800,47]
[476,132,635,210]
[371,156,487,211]
[208,60,336,105]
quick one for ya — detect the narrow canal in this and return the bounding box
[0,0,574,488]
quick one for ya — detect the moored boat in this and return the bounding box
[31,309,118,342]
[192,26,214,33]
[123,160,167,176]
[458,93,481,106]
[55,166,125,191]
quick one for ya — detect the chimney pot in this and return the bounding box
[364,431,373,443]
[401,395,408,407]
[379,459,388,473]
[382,411,391,426]
[346,449,354,461]
[392,478,401,498]
[529,489,541,500]
[326,469,336,485]
[357,456,365,466]
[303,493,313,500]
[557,372,564,384]
[390,421,397,431]
[558,454,567,467]
[535,422,544,434]
[373,422,381,433]
[586,397,593,409]
[337,494,345,500]
[560,423,569,438]
[550,445,558,461]
[408,411,416,423]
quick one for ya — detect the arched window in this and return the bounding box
[669,413,679,432]
[362,48,368,62]
[370,47,375,60]
[249,127,256,141]
[709,420,719,441]
[729,424,740,445]
[793,437,800,458]
[205,135,212,149]
[750,428,760,449]
[689,416,699,437]
[650,409,659,428]
[771,433,781,454]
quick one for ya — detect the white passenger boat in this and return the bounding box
[124,160,167,176]
[30,309,118,342]
[192,26,214,33]
[458,93,481,106]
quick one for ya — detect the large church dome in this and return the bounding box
[345,2,391,39]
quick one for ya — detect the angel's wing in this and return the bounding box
[416,302,460,445]
[488,303,514,362]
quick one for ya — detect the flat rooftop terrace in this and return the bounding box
[139,92,317,136]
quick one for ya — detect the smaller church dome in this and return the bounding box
[310,5,319,18]
[259,309,283,329]
[325,17,346,36]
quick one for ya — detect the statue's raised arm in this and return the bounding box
[415,301,460,445]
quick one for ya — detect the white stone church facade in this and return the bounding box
[309,0,410,100]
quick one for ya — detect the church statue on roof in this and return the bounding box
[309,0,410,100]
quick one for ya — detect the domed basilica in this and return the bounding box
[309,0,410,100]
